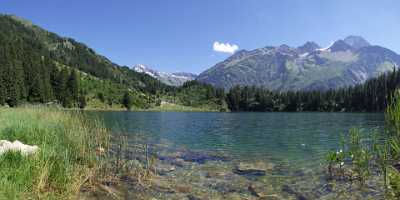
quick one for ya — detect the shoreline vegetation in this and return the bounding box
[324,92,400,199]
[0,107,109,199]
[83,101,221,112]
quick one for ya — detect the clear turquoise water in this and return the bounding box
[89,112,384,168]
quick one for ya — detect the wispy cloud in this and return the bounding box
[213,41,239,54]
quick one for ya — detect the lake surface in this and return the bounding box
[91,111,384,168]
[88,111,386,199]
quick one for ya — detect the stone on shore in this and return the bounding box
[0,140,39,156]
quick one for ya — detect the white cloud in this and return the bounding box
[213,41,239,54]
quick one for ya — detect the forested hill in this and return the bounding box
[0,14,173,108]
[0,14,226,110]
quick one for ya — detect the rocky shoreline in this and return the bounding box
[82,139,386,200]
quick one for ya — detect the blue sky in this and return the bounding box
[1,0,400,74]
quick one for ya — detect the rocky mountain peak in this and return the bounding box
[328,40,354,52]
[298,41,321,53]
[343,35,370,50]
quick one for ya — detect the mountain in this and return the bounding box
[133,64,197,86]
[197,36,400,91]
[343,35,370,50]
[298,41,320,53]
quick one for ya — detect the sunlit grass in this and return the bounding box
[146,102,220,112]
[0,106,108,199]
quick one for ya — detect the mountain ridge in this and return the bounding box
[196,36,400,91]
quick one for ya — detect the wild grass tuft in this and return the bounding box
[0,106,108,199]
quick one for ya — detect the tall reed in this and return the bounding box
[0,106,109,199]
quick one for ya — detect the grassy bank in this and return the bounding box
[81,102,221,112]
[145,102,220,112]
[0,107,109,199]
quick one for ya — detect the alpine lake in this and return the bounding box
[88,111,385,200]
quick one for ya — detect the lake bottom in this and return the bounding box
[96,137,385,200]
[84,112,386,199]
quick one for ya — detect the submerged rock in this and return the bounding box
[206,170,230,179]
[174,184,192,193]
[0,140,39,156]
[209,181,247,194]
[282,185,310,200]
[187,194,204,200]
[153,163,176,175]
[248,184,268,197]
[233,161,274,176]
[151,178,175,194]
[248,183,282,199]
[181,151,229,164]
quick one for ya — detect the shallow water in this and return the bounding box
[91,112,383,165]
[87,111,386,199]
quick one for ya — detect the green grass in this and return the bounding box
[145,102,220,112]
[0,106,108,199]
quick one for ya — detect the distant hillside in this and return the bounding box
[133,64,197,86]
[0,14,225,110]
[197,36,400,91]
[0,14,172,108]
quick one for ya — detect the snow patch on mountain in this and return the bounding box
[133,64,197,86]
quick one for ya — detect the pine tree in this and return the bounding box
[0,65,5,105]
[78,95,86,109]
[67,69,79,106]
[57,68,69,107]
[122,91,134,110]
[29,71,45,103]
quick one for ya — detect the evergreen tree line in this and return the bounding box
[176,81,226,107]
[0,24,82,107]
[225,68,400,112]
[0,15,167,109]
